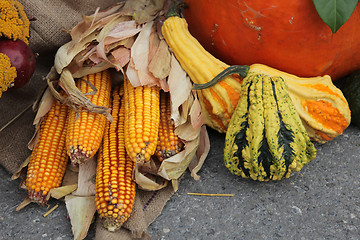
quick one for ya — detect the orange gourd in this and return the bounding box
[183,0,360,81]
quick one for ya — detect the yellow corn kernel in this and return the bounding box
[25,98,69,205]
[124,73,160,163]
[155,91,184,161]
[66,70,112,164]
[96,86,136,232]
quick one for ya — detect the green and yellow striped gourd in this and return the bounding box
[219,67,317,181]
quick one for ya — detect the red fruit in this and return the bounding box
[0,38,36,89]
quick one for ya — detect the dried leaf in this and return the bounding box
[32,88,54,126]
[72,61,113,79]
[11,156,30,180]
[16,197,32,211]
[148,26,161,62]
[175,120,202,142]
[101,20,142,46]
[171,92,193,128]
[95,15,132,43]
[134,165,168,191]
[73,157,96,197]
[158,78,169,92]
[126,59,141,87]
[54,30,99,74]
[189,96,204,130]
[109,47,131,71]
[62,165,79,186]
[47,184,78,200]
[171,179,179,192]
[70,3,127,42]
[138,158,161,175]
[180,92,195,125]
[168,54,192,125]
[72,61,113,78]
[122,36,136,49]
[157,136,200,181]
[128,21,160,87]
[124,0,166,24]
[28,89,55,151]
[65,195,96,240]
[95,20,142,70]
[189,126,210,180]
[131,21,153,71]
[148,40,171,80]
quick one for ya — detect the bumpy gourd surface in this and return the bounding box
[224,73,317,181]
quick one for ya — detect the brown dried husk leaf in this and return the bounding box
[123,0,166,24]
[134,163,169,191]
[11,156,30,180]
[72,157,97,197]
[32,88,55,126]
[65,195,97,240]
[148,39,171,80]
[189,126,210,180]
[47,184,78,200]
[168,54,194,127]
[48,5,132,118]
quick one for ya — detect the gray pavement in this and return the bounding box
[1,125,360,240]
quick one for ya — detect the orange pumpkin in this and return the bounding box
[183,0,360,81]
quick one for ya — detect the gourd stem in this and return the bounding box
[193,65,250,90]
[166,1,188,19]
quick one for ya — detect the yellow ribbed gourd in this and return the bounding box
[161,4,245,133]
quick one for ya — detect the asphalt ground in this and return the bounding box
[1,125,359,240]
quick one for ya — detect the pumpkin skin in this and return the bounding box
[183,0,360,81]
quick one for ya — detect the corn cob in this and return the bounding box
[96,86,136,231]
[66,70,112,164]
[155,91,184,161]
[124,73,160,163]
[25,99,69,205]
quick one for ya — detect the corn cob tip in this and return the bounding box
[103,216,127,232]
[155,91,184,161]
[156,147,183,161]
[27,189,48,206]
[69,145,93,164]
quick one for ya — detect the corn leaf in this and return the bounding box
[65,195,96,240]
[189,126,210,180]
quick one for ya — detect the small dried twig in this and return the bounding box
[187,193,234,197]
[43,204,59,217]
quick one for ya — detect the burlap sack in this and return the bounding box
[0,1,175,239]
